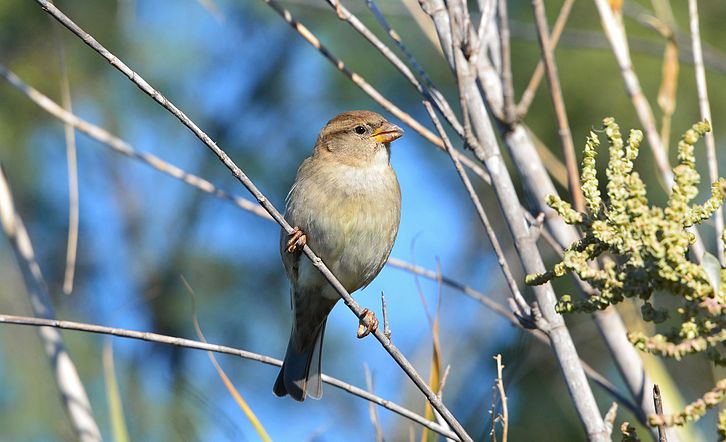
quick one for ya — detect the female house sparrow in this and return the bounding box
[274,110,403,401]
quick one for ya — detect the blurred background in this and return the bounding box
[0,0,725,440]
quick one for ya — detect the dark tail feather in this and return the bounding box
[273,320,327,401]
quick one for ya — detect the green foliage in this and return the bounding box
[526,118,726,432]
[527,118,725,363]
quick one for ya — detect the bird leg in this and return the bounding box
[357,308,378,339]
[286,227,307,254]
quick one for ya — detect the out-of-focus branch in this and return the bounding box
[516,0,574,118]
[593,0,671,185]
[49,13,79,296]
[0,313,460,441]
[496,0,515,124]
[0,64,273,221]
[529,0,583,212]
[688,0,723,266]
[34,2,471,439]
[0,168,101,441]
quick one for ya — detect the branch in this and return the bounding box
[593,0,672,184]
[33,1,471,439]
[516,0,574,117]
[423,100,531,322]
[688,0,723,265]
[0,313,459,441]
[49,14,79,296]
[0,168,101,440]
[529,0,584,212]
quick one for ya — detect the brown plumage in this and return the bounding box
[274,110,403,401]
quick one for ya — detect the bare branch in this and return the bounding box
[423,100,530,323]
[516,0,574,118]
[48,13,79,296]
[653,384,667,442]
[493,354,508,442]
[530,0,583,212]
[593,0,672,184]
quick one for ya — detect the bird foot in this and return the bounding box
[286,227,307,254]
[357,308,378,339]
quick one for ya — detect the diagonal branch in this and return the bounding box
[34,1,471,439]
[530,0,584,212]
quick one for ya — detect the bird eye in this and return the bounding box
[354,125,366,135]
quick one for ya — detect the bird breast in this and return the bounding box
[285,157,401,294]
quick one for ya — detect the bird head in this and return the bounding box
[315,110,404,167]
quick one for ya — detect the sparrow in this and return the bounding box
[273,110,403,401]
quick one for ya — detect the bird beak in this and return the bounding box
[369,123,404,144]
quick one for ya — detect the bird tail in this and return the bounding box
[273,319,327,401]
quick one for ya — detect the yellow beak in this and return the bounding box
[369,123,404,144]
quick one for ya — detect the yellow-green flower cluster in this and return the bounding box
[525,118,726,367]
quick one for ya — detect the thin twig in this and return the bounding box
[653,384,667,442]
[266,0,491,185]
[364,365,385,442]
[493,354,508,442]
[34,2,471,439]
[516,0,574,117]
[530,0,583,213]
[380,291,391,339]
[0,64,272,221]
[438,364,451,400]
[0,168,102,441]
[496,0,515,124]
[361,0,465,138]
[0,313,459,441]
[49,12,80,296]
[423,100,531,321]
[688,0,723,266]
[603,402,618,439]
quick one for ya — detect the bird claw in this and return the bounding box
[357,308,378,339]
[286,227,307,254]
